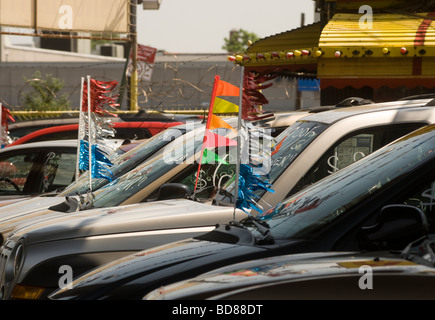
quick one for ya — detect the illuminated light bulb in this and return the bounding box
[286,52,294,58]
[279,51,286,59]
[334,50,342,57]
[315,50,323,57]
[264,52,271,60]
[400,47,408,55]
[227,55,236,61]
[294,50,302,57]
[247,40,253,46]
[271,51,279,58]
[257,53,265,60]
[301,50,310,56]
[235,55,243,62]
[382,47,390,55]
[249,53,256,60]
[243,55,250,60]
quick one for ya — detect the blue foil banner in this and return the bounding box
[79,140,115,181]
[236,164,274,214]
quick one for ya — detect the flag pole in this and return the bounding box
[193,75,220,193]
[87,75,93,193]
[233,66,244,221]
[76,77,85,181]
[0,103,2,149]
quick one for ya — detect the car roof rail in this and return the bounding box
[335,97,373,108]
[397,93,435,101]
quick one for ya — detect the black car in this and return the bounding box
[144,238,435,300]
[50,124,435,300]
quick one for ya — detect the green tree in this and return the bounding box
[22,71,71,111]
[222,29,260,54]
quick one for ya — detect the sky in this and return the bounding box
[6,0,316,54]
[137,0,316,53]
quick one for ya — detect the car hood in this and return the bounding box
[49,237,281,300]
[0,196,63,221]
[144,251,435,300]
[0,196,68,242]
[7,199,247,245]
[0,195,34,203]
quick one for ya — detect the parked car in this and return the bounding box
[7,116,122,142]
[0,109,312,242]
[0,121,200,241]
[0,140,79,200]
[47,123,435,300]
[144,238,435,300]
[7,121,183,147]
[0,99,391,228]
[1,100,435,300]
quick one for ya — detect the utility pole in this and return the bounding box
[130,0,138,111]
[295,13,305,110]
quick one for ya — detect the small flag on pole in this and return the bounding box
[76,75,119,190]
[0,103,14,148]
[193,76,239,193]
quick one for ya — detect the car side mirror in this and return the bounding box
[155,183,192,201]
[361,204,429,250]
[48,196,80,213]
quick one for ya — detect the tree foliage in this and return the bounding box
[222,29,260,54]
[22,71,71,111]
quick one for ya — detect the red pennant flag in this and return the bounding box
[215,79,240,97]
[203,129,237,148]
[194,76,239,193]
[272,136,286,156]
[209,114,237,133]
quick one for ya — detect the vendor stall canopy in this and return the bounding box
[317,12,435,89]
[230,22,322,79]
[231,9,435,89]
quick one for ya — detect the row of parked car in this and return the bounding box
[0,96,434,300]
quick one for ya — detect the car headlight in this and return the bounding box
[4,242,24,283]
[13,244,23,277]
[4,242,45,300]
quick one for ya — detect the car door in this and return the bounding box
[0,150,42,196]
[33,148,77,194]
[286,123,427,197]
[330,158,435,251]
[0,147,77,197]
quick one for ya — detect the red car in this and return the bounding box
[7,121,183,147]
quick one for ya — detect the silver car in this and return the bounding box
[1,98,435,299]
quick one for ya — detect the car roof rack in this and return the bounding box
[397,93,435,101]
[335,97,373,108]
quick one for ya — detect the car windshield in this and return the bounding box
[214,121,326,202]
[89,126,211,208]
[254,125,435,240]
[58,127,187,196]
[267,121,326,182]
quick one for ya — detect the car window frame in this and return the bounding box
[285,122,429,198]
[256,126,435,242]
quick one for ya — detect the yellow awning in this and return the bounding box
[318,12,435,88]
[235,22,322,76]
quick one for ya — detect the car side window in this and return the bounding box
[115,128,152,140]
[402,179,435,232]
[286,123,426,198]
[0,152,40,194]
[145,146,237,201]
[40,151,77,193]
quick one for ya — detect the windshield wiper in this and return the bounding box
[78,190,95,210]
[400,236,435,267]
[247,215,274,244]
